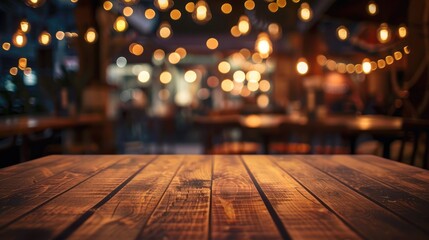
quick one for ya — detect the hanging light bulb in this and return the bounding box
[20,19,31,33]
[12,30,27,48]
[157,21,172,39]
[255,32,273,59]
[398,24,407,38]
[298,3,313,22]
[84,28,98,43]
[192,0,212,24]
[113,16,128,32]
[38,30,51,46]
[336,25,349,41]
[377,23,391,43]
[25,0,46,8]
[296,58,309,75]
[362,58,372,74]
[154,0,173,11]
[367,1,378,16]
[238,15,251,35]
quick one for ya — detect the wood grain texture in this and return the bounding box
[68,155,184,240]
[211,155,281,240]
[0,155,125,227]
[330,155,429,201]
[0,156,155,240]
[276,156,429,240]
[138,155,212,240]
[0,155,62,178]
[241,155,362,240]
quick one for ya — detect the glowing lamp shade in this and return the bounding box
[296,58,309,75]
[12,30,27,48]
[192,0,212,24]
[38,31,51,46]
[377,23,391,43]
[20,19,31,33]
[25,0,46,8]
[113,16,128,32]
[362,58,372,74]
[157,22,172,39]
[255,32,272,59]
[298,3,313,22]
[84,28,97,43]
[238,15,251,35]
[154,0,173,11]
[336,26,349,41]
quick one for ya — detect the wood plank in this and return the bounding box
[211,155,281,240]
[137,155,212,240]
[298,155,429,233]
[241,155,362,239]
[329,155,429,201]
[0,155,155,240]
[275,156,429,240]
[0,155,89,195]
[0,155,64,178]
[0,155,126,227]
[68,155,184,240]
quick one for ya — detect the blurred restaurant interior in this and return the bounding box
[0,0,428,168]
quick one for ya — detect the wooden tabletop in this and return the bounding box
[1,155,428,239]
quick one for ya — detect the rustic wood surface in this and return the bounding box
[0,155,428,240]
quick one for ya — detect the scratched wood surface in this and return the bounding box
[0,155,428,240]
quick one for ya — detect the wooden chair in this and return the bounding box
[396,119,429,169]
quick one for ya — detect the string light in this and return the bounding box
[192,0,212,24]
[138,71,150,83]
[12,30,27,48]
[113,16,128,32]
[362,58,371,74]
[377,23,391,43]
[221,3,232,14]
[103,1,113,11]
[218,61,231,74]
[168,52,181,64]
[296,58,309,75]
[25,0,46,8]
[206,38,219,50]
[298,3,312,22]
[185,2,195,13]
[175,47,187,59]
[154,0,173,11]
[268,23,282,40]
[170,9,181,20]
[123,6,134,17]
[2,42,11,51]
[255,32,273,59]
[129,43,144,55]
[244,0,255,10]
[145,8,156,19]
[398,25,407,38]
[20,19,31,33]
[336,26,349,41]
[84,28,97,43]
[277,0,287,8]
[268,3,279,13]
[38,31,51,46]
[184,70,197,83]
[367,1,378,16]
[238,15,251,35]
[157,22,172,39]
[56,31,65,40]
[160,71,172,84]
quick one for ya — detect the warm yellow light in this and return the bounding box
[12,30,27,48]
[84,28,97,43]
[367,1,378,15]
[18,58,27,70]
[160,71,172,84]
[120,0,139,5]
[244,0,255,10]
[221,3,232,14]
[168,52,181,64]
[385,55,394,65]
[255,32,272,58]
[355,64,363,74]
[404,46,410,54]
[377,59,386,69]
[326,60,336,71]
[138,71,150,83]
[296,58,309,75]
[233,70,246,83]
[103,1,113,11]
[192,0,212,24]
[153,49,165,61]
[10,67,18,76]
[123,6,134,17]
[240,48,251,59]
[158,22,172,39]
[56,31,65,40]
[238,15,251,35]
[337,25,349,41]
[316,55,327,66]
[246,70,261,82]
[185,2,195,13]
[25,0,46,8]
[298,3,312,22]
[230,25,241,37]
[38,31,51,46]
[221,79,234,92]
[20,19,31,33]
[257,94,270,108]
[206,38,218,50]
[113,16,128,32]
[337,63,346,74]
[145,8,156,19]
[268,23,281,40]
[129,43,144,56]
[241,87,251,97]
[394,51,403,60]
[175,47,187,59]
[184,70,197,83]
[346,64,355,74]
[370,61,377,71]
[207,76,219,88]
[259,80,271,92]
[2,42,11,51]
[170,9,181,20]
[377,23,391,43]
[218,61,231,74]
[154,0,173,11]
[71,0,78,3]
[268,3,279,13]
[247,81,259,92]
[277,0,287,8]
[252,53,263,64]
[362,58,372,74]
[398,25,407,38]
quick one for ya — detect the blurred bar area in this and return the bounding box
[1,0,428,168]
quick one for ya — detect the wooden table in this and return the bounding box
[1,154,429,239]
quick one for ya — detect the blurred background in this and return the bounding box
[1,0,428,168]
